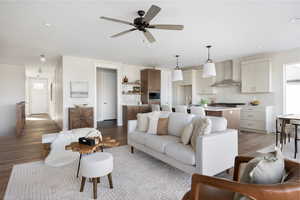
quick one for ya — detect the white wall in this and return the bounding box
[0,64,25,136]
[195,48,300,131]
[62,56,147,130]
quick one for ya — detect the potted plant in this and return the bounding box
[200,98,209,107]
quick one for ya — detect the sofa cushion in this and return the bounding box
[165,143,195,165]
[128,131,147,145]
[144,135,180,153]
[168,113,194,137]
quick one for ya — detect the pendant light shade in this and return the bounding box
[172,55,183,81]
[202,45,216,78]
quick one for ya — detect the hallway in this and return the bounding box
[0,114,60,198]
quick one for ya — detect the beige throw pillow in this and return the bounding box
[234,148,285,200]
[157,118,169,135]
[137,113,151,132]
[181,123,194,145]
[190,118,212,151]
[137,111,160,132]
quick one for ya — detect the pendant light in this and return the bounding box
[172,55,183,81]
[203,45,216,78]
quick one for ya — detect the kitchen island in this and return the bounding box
[204,107,241,130]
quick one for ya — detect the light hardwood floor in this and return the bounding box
[0,115,275,199]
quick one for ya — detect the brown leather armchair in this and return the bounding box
[182,156,300,200]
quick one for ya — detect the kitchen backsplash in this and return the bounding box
[197,87,275,106]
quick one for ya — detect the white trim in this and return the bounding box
[94,63,122,127]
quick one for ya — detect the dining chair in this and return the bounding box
[291,120,300,159]
[276,118,293,146]
[151,104,161,111]
[175,105,188,114]
[161,105,172,112]
[190,106,205,117]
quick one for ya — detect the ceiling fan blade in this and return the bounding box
[111,28,137,38]
[144,5,161,23]
[100,16,134,26]
[143,30,156,43]
[149,24,184,30]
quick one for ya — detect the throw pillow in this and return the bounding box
[190,118,212,151]
[181,123,194,145]
[233,148,285,200]
[157,118,169,135]
[137,113,151,132]
[137,111,160,132]
[147,115,160,134]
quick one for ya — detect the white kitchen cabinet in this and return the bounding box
[241,59,272,93]
[195,70,216,94]
[240,106,273,133]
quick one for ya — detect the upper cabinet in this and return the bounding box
[195,70,216,94]
[241,59,272,93]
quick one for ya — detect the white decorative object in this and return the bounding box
[240,106,273,133]
[172,55,183,81]
[70,81,89,98]
[202,45,216,78]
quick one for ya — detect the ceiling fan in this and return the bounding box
[100,5,184,43]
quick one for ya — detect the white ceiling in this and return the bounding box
[0,0,300,68]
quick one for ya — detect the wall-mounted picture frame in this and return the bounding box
[70,81,89,98]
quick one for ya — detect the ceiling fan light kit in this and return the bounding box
[100,5,184,43]
[202,45,216,78]
[172,55,183,81]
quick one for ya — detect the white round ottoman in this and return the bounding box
[80,152,113,199]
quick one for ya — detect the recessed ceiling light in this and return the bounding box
[44,23,51,27]
[290,18,300,23]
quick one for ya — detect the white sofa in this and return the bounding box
[128,112,238,176]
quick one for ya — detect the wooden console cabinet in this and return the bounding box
[68,107,94,130]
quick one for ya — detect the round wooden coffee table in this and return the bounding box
[65,137,120,177]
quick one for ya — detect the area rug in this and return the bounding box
[4,146,192,200]
[257,139,300,163]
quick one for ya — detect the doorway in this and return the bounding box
[29,78,49,114]
[284,64,300,114]
[96,68,117,127]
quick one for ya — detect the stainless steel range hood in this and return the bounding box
[211,60,241,87]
